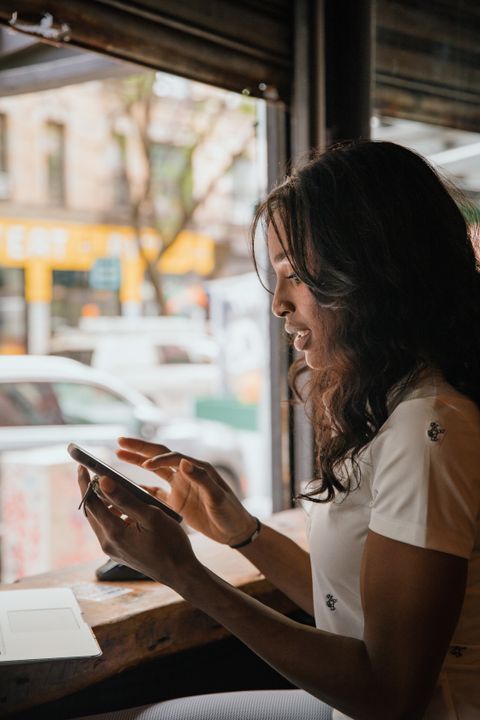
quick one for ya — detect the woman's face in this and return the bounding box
[268,222,334,370]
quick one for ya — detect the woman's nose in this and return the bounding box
[272,292,292,318]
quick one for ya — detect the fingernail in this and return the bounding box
[182,460,193,473]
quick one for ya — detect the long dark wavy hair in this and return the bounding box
[251,140,480,502]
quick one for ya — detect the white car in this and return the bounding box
[0,355,245,495]
[49,317,221,416]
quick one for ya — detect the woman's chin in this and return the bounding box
[303,349,322,370]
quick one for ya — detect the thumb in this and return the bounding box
[98,475,154,523]
[179,458,195,474]
[179,459,224,501]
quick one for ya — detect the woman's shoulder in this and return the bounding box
[387,369,480,428]
[367,370,480,558]
[372,369,480,458]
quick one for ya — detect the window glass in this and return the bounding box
[110,132,129,207]
[0,51,269,582]
[0,382,63,426]
[49,349,94,366]
[52,270,120,330]
[150,142,193,239]
[46,121,66,205]
[53,381,136,426]
[0,268,26,353]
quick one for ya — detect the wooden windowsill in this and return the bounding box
[0,508,307,718]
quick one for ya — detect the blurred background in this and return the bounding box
[0,0,479,583]
[0,62,272,582]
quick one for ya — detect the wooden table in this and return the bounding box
[0,509,307,718]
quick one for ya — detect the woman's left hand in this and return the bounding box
[78,466,201,590]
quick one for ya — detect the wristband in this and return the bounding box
[229,517,261,549]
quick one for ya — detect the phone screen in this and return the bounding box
[68,443,182,522]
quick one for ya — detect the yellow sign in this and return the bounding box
[159,231,215,275]
[0,217,215,302]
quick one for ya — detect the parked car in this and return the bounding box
[49,317,221,416]
[0,355,245,496]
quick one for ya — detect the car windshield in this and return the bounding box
[157,345,192,364]
[50,350,94,366]
[0,382,64,426]
[53,382,136,426]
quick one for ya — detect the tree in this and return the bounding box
[106,72,257,314]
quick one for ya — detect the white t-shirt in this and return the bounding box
[307,371,480,720]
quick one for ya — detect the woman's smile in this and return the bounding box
[286,325,312,351]
[293,329,311,352]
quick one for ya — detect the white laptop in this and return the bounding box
[0,587,102,663]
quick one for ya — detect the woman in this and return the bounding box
[77,140,480,720]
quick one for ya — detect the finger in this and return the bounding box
[116,449,148,466]
[84,499,137,544]
[78,465,91,492]
[97,475,168,527]
[180,458,234,496]
[78,468,125,517]
[142,451,208,472]
[177,458,225,502]
[143,466,178,486]
[106,503,128,520]
[81,485,125,540]
[139,484,170,503]
[117,437,170,458]
[117,450,176,482]
[76,468,133,539]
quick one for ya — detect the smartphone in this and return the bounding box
[68,442,182,522]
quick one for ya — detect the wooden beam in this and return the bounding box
[374,0,480,131]
[0,0,292,102]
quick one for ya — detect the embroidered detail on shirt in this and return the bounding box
[325,594,338,611]
[427,421,446,442]
[449,645,467,658]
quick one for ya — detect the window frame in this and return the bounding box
[0,0,328,511]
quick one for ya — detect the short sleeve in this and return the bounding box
[368,395,480,558]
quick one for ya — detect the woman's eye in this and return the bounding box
[286,273,301,285]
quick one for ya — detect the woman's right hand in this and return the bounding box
[116,437,257,546]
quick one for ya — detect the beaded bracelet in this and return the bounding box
[229,517,261,549]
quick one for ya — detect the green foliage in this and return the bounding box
[120,72,156,108]
[150,142,194,240]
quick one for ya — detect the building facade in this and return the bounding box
[0,71,262,353]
